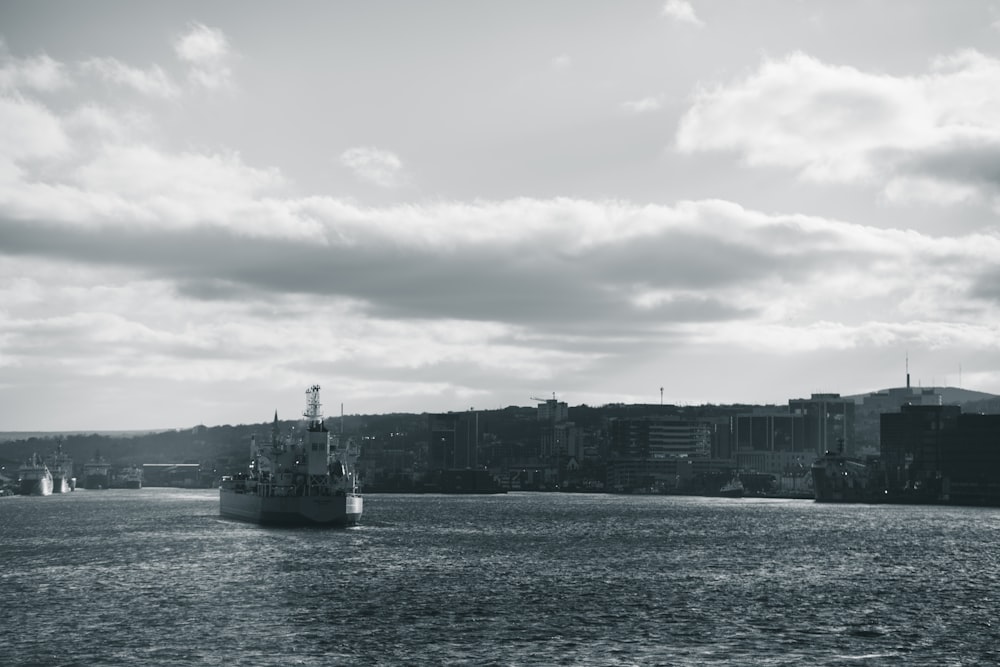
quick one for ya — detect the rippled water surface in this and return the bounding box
[2,489,1000,665]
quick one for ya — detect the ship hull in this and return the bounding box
[219,490,362,527]
[19,476,53,496]
[83,474,109,490]
[811,456,884,503]
[52,476,72,494]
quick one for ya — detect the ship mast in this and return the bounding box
[305,384,325,432]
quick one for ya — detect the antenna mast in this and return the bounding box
[304,385,323,427]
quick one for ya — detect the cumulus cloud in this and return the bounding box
[676,50,1000,207]
[173,23,234,89]
[662,0,704,26]
[3,178,997,336]
[0,50,71,92]
[0,94,70,161]
[81,57,180,98]
[339,146,407,188]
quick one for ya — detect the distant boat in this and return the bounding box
[811,449,883,503]
[122,466,142,490]
[83,458,111,490]
[219,385,363,527]
[718,475,744,498]
[18,454,53,496]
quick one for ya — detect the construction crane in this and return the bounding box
[530,392,557,403]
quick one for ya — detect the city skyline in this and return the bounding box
[4,2,1000,430]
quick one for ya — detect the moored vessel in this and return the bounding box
[121,466,143,489]
[219,385,363,526]
[18,454,54,496]
[717,475,745,498]
[83,457,111,490]
[811,448,885,503]
[47,442,75,493]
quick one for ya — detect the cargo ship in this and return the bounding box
[219,385,363,526]
[18,454,54,496]
[47,442,75,493]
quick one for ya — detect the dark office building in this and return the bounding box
[733,413,807,453]
[881,404,1000,504]
[428,412,477,470]
[880,404,959,493]
[607,416,711,459]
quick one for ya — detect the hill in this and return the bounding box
[846,386,999,406]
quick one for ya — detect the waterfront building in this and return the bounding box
[608,416,711,459]
[856,385,941,451]
[788,393,855,456]
[428,412,477,470]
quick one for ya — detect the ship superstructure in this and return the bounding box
[219,385,363,526]
[811,444,885,503]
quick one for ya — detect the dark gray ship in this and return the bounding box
[219,385,362,527]
[811,449,885,503]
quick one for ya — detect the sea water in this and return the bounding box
[2,489,999,665]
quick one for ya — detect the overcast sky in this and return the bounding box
[4,1,1000,430]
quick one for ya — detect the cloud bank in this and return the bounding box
[3,21,1000,428]
[676,50,1000,209]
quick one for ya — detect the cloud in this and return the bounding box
[173,23,234,89]
[0,94,70,161]
[551,54,572,71]
[3,180,997,337]
[339,146,407,188]
[0,50,71,92]
[676,50,1000,207]
[662,0,704,26]
[6,188,1000,425]
[622,95,664,114]
[81,57,180,98]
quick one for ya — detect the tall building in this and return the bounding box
[536,398,569,424]
[428,412,478,470]
[788,393,855,456]
[733,410,810,476]
[856,386,941,452]
[880,404,960,494]
[536,397,568,458]
[880,404,1000,504]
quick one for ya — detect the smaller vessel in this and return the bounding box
[121,466,143,489]
[47,441,75,493]
[718,475,745,498]
[811,442,884,503]
[83,456,111,490]
[18,454,54,496]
